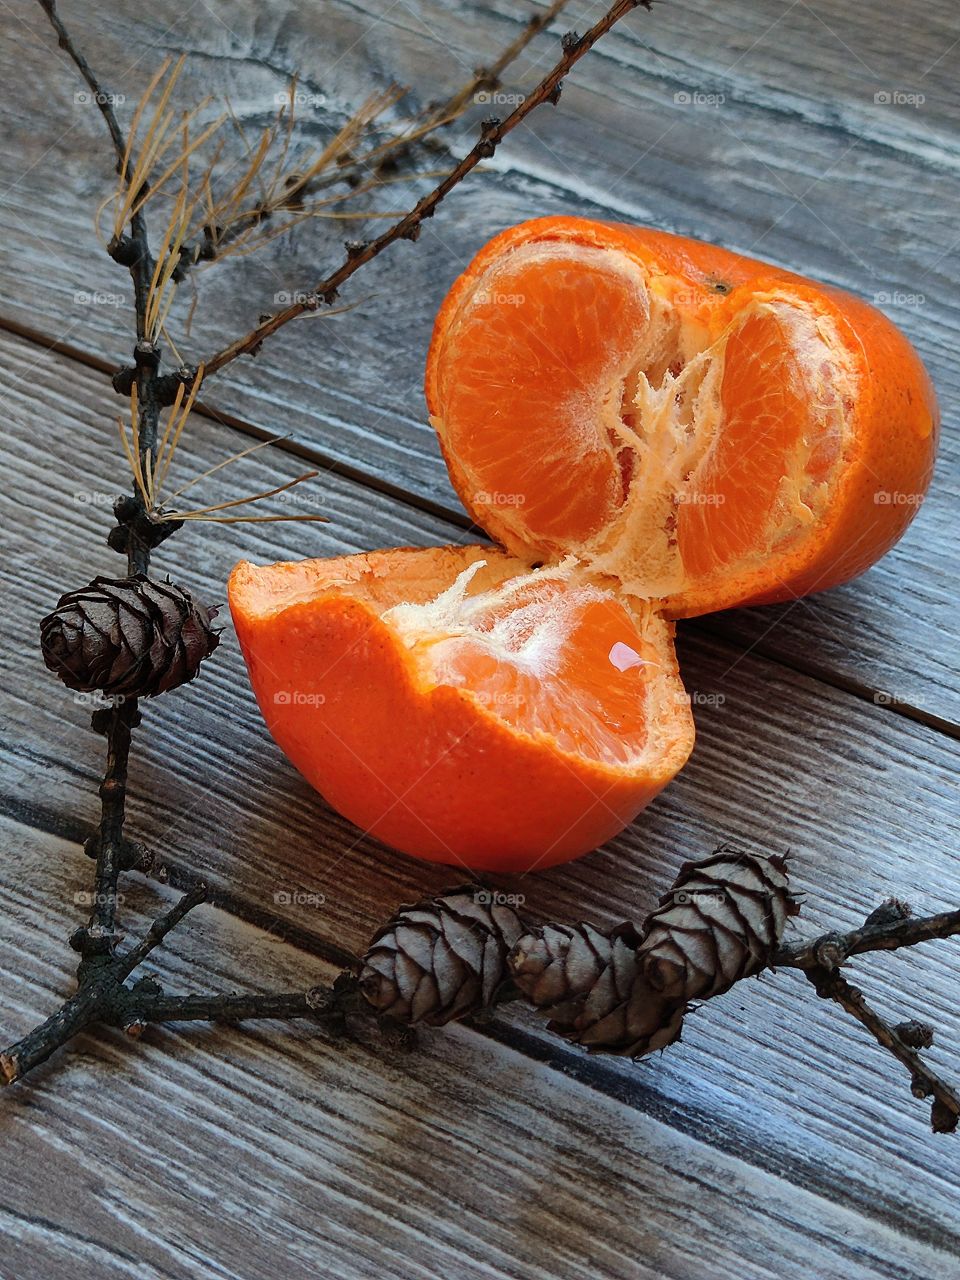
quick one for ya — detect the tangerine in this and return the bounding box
[229,219,938,871]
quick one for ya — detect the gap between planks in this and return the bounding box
[1,309,954,742]
[4,324,960,1253]
[4,805,960,1263]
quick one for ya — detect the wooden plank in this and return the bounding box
[0,0,957,717]
[3,330,960,1255]
[2,813,958,1280]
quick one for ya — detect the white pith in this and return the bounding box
[431,239,855,603]
[383,557,602,679]
[382,557,687,769]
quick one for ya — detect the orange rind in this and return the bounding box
[230,219,938,871]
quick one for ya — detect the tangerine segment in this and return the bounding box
[426,217,939,616]
[677,301,845,582]
[432,246,648,548]
[229,545,694,872]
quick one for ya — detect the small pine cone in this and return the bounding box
[40,575,219,699]
[509,921,685,1057]
[359,889,525,1026]
[509,921,641,1029]
[639,848,800,1002]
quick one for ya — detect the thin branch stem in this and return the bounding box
[114,884,209,981]
[430,0,573,123]
[1,983,106,1085]
[82,701,140,951]
[771,898,960,1132]
[126,987,341,1024]
[200,0,648,379]
[37,0,128,172]
[803,966,960,1133]
[774,907,960,969]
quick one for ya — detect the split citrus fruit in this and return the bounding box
[230,217,938,872]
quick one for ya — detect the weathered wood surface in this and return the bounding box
[8,814,958,1280]
[2,332,960,1276]
[1,0,959,1275]
[0,0,957,721]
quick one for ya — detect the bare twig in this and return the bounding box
[172,0,573,271]
[24,2,959,1145]
[6,0,644,1091]
[771,898,960,1132]
[199,0,649,379]
[37,0,128,171]
[38,2,167,993]
[774,904,960,970]
[0,909,352,1086]
[804,966,960,1133]
[125,986,344,1024]
[114,883,209,981]
[425,0,572,124]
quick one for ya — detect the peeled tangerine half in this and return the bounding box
[230,217,939,872]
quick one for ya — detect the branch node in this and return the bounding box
[477,116,502,158]
[154,369,196,407]
[306,985,337,1014]
[69,925,115,957]
[119,839,151,873]
[931,1099,959,1134]
[130,975,164,998]
[896,1020,935,1050]
[813,936,846,971]
[108,235,141,267]
[134,340,160,371]
[112,366,136,396]
[864,898,913,929]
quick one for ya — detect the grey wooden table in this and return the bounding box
[1,1,958,1277]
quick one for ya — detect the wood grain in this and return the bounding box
[2,2,959,1272]
[0,0,956,718]
[3,331,960,1264]
[7,813,957,1280]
